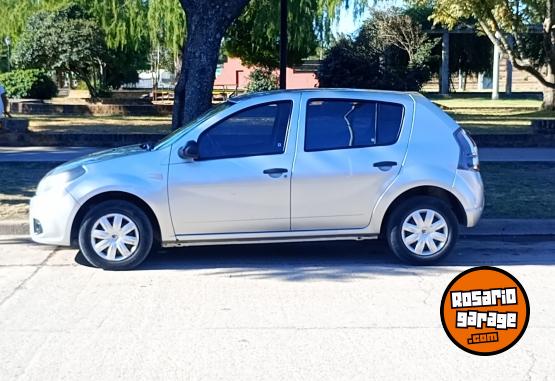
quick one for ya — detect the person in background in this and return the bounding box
[0,83,12,119]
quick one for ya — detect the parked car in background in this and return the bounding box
[30,89,484,270]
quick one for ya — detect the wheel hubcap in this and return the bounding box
[401,209,449,256]
[90,213,139,261]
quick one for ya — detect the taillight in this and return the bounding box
[454,128,479,171]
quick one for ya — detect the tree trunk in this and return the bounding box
[543,73,555,110]
[172,0,250,130]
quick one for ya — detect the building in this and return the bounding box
[213,57,319,91]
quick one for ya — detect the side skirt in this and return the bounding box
[162,233,379,248]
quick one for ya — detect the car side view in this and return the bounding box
[30,89,484,270]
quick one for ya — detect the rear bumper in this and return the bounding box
[464,206,484,227]
[453,169,485,228]
[29,190,80,246]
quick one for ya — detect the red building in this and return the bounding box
[214,57,319,90]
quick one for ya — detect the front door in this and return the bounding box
[291,96,411,231]
[168,99,297,235]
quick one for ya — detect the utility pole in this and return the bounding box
[279,0,287,89]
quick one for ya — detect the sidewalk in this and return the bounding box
[0,146,99,162]
[1,146,555,162]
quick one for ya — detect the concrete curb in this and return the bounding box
[460,219,555,237]
[0,220,29,235]
[1,219,554,238]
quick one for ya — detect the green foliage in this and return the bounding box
[0,0,184,76]
[0,69,58,99]
[404,5,491,76]
[225,0,369,69]
[317,15,432,91]
[225,0,318,68]
[86,0,148,50]
[419,0,555,107]
[246,68,278,92]
[0,0,64,46]
[12,4,108,97]
[104,47,149,89]
[147,0,186,62]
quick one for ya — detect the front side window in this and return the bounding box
[305,99,404,152]
[198,101,292,160]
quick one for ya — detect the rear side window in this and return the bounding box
[305,99,404,152]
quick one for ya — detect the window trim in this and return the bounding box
[303,98,405,153]
[196,100,293,161]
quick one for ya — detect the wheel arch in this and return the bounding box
[379,185,467,235]
[70,191,162,247]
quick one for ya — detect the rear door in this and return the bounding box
[291,92,413,231]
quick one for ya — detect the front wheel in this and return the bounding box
[386,196,458,264]
[78,200,154,270]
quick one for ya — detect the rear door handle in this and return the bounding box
[373,161,397,168]
[263,168,288,175]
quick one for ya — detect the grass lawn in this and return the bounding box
[429,95,555,135]
[1,161,554,221]
[0,162,60,220]
[27,115,172,134]
[446,109,536,135]
[480,162,555,219]
[431,96,542,109]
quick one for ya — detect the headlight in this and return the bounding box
[36,166,86,195]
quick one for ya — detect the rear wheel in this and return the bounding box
[78,200,154,270]
[386,196,458,264]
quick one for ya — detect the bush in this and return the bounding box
[246,68,278,92]
[0,69,58,99]
[317,16,433,92]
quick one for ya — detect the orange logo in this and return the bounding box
[440,266,529,355]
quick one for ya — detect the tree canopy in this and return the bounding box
[12,4,108,96]
[420,0,555,107]
[224,0,349,69]
[0,0,185,69]
[317,11,433,91]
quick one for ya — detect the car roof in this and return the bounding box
[230,88,417,102]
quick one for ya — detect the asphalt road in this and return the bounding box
[1,236,554,380]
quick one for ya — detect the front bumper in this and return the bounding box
[29,190,80,246]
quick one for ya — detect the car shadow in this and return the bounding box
[78,236,555,281]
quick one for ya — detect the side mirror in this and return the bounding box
[178,140,199,160]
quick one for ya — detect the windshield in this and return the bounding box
[154,101,234,150]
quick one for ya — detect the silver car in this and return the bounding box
[30,89,484,270]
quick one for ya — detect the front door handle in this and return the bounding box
[263,168,288,175]
[373,161,397,168]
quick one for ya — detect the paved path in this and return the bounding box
[1,146,555,162]
[0,146,99,162]
[0,236,553,380]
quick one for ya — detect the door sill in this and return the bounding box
[163,231,378,247]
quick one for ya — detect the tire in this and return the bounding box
[78,200,155,270]
[386,196,458,265]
